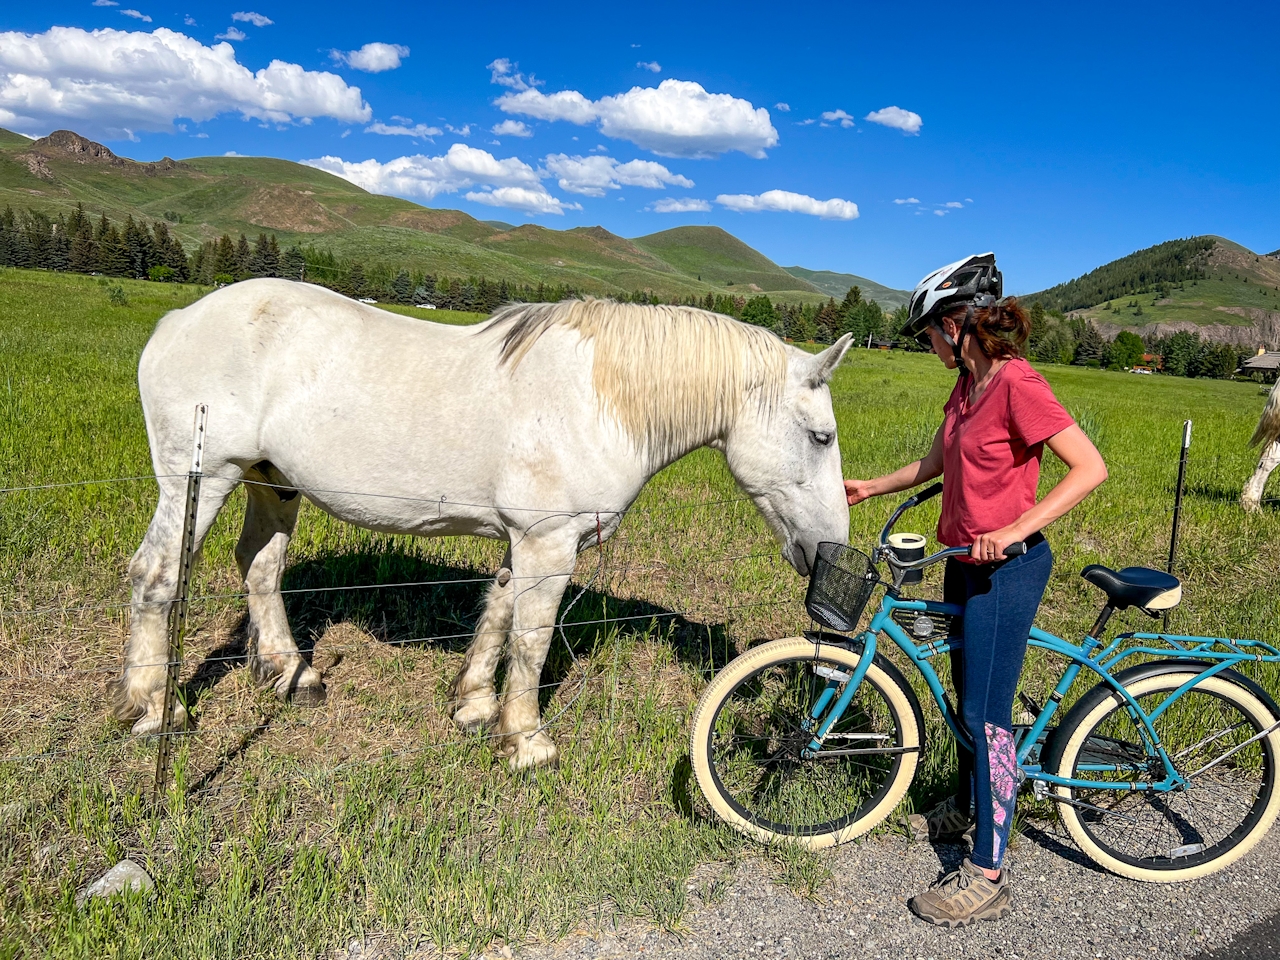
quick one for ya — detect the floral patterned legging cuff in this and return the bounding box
[943,537,1054,872]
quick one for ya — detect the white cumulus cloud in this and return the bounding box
[0,26,371,139]
[303,143,577,215]
[331,42,408,73]
[465,186,578,216]
[491,119,532,138]
[893,197,920,204]
[944,201,963,208]
[774,102,789,112]
[821,108,854,128]
[231,11,273,26]
[636,60,660,73]
[497,77,778,159]
[715,189,858,220]
[934,209,947,216]
[183,14,196,25]
[215,26,246,41]
[121,9,152,21]
[651,197,710,213]
[542,153,692,197]
[93,0,119,6]
[365,121,440,138]
[865,105,922,134]
[487,58,538,91]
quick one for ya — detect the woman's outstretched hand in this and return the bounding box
[844,479,875,506]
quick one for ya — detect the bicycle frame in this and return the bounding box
[805,590,1280,796]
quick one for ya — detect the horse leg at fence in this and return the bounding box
[450,547,513,732]
[236,470,324,704]
[1242,440,1280,512]
[112,475,237,735]
[498,536,579,772]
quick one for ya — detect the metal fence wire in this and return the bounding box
[1,419,1278,798]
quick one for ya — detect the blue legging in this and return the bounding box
[944,535,1053,871]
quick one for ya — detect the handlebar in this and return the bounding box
[877,483,1026,575]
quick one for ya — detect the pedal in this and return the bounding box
[1032,778,1050,801]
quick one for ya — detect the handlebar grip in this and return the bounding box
[1003,542,1027,557]
[914,482,943,505]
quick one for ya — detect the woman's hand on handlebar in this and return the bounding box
[971,524,1027,563]
[844,479,876,506]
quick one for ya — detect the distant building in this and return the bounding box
[1241,349,1280,381]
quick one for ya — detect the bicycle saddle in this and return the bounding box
[1080,565,1181,615]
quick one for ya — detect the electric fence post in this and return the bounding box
[1165,419,1191,633]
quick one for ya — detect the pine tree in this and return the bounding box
[1072,320,1105,366]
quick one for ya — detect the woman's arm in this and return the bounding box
[970,423,1107,561]
[845,425,945,506]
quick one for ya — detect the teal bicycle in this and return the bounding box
[690,483,1280,881]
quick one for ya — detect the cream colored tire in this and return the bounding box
[1053,672,1280,882]
[690,636,921,850]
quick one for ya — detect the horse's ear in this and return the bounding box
[807,333,853,387]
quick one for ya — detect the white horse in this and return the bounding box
[1243,378,1280,511]
[112,280,852,770]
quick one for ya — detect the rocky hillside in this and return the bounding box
[1030,237,1280,349]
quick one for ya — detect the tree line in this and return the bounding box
[0,202,1254,377]
[1026,237,1216,313]
[1026,301,1249,379]
[0,201,901,342]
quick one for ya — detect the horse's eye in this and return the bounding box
[810,431,833,447]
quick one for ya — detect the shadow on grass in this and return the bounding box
[181,542,739,718]
[1186,480,1280,510]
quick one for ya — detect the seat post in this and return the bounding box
[1089,604,1115,642]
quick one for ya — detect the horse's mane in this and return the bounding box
[485,298,788,463]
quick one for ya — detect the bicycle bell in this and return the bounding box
[887,532,926,585]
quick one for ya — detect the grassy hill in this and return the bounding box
[1027,236,1280,348]
[631,225,823,294]
[782,265,909,310]
[0,128,843,303]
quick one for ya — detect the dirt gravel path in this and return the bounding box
[516,823,1280,960]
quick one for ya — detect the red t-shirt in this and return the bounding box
[938,357,1075,557]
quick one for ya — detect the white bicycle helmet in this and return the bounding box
[899,252,1003,354]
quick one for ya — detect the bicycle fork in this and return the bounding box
[800,632,878,758]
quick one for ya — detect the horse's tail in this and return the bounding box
[1249,380,1280,447]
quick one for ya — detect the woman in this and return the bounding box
[844,253,1107,927]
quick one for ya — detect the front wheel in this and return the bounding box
[689,636,923,849]
[1048,670,1280,882]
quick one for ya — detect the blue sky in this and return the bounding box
[2,1,1277,291]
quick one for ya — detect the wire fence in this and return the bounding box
[2,436,1279,795]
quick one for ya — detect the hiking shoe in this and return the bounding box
[908,858,1012,928]
[907,795,975,844]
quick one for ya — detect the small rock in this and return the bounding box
[76,859,154,907]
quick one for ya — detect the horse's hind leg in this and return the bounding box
[1242,440,1280,512]
[112,473,237,735]
[236,467,324,704]
[450,547,513,732]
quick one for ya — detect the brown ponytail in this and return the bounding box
[944,297,1030,360]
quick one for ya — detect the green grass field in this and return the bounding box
[2,268,1279,958]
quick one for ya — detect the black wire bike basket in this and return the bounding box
[804,542,879,632]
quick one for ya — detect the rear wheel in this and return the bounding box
[1050,671,1280,882]
[690,636,922,849]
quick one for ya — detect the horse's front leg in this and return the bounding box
[498,536,578,772]
[1242,439,1280,512]
[450,547,513,732]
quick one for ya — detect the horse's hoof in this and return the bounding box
[453,692,501,733]
[283,682,327,706]
[506,732,560,772]
[130,702,187,737]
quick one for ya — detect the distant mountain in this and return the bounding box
[0,127,902,305]
[1027,236,1280,349]
[632,226,822,294]
[783,265,909,310]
